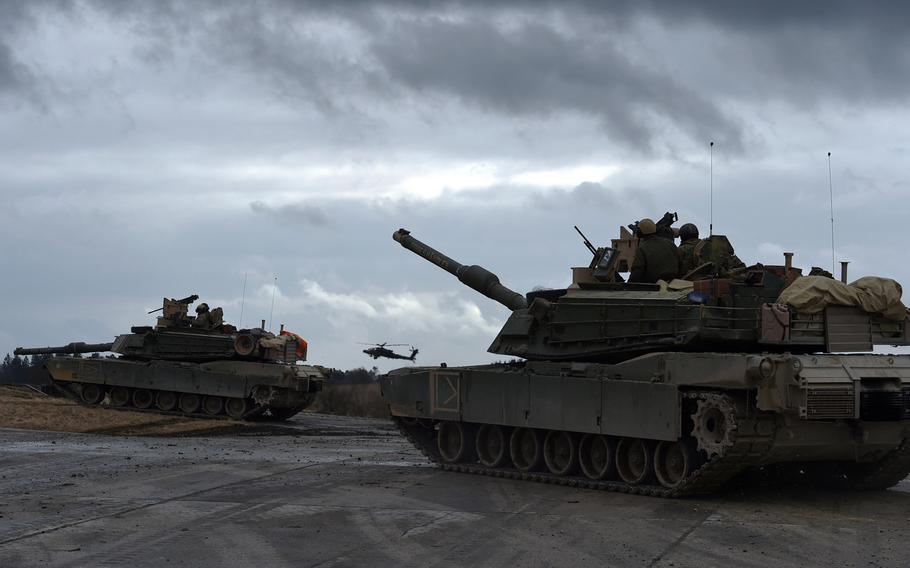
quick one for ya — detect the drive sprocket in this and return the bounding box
[690,393,737,457]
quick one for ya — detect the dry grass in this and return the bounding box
[0,385,265,437]
[311,383,389,419]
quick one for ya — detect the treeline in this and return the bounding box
[0,354,47,384]
[324,366,380,385]
[0,353,114,385]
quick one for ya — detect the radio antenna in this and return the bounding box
[268,275,278,332]
[828,152,836,274]
[238,272,248,328]
[709,141,715,236]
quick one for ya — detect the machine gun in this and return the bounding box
[148,294,200,315]
[574,225,616,281]
[628,211,678,238]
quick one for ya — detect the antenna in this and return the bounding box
[238,272,248,328]
[828,152,836,274]
[268,275,278,332]
[709,141,714,236]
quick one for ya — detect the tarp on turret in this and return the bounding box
[777,275,908,320]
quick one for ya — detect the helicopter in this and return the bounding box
[359,342,419,362]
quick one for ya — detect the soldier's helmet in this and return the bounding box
[679,223,699,241]
[195,303,210,314]
[638,218,657,236]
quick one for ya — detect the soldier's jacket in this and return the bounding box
[677,238,700,277]
[630,236,679,283]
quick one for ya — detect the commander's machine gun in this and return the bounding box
[574,211,678,283]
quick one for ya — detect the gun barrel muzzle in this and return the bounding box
[393,228,528,311]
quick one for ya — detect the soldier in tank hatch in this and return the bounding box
[629,218,679,283]
[192,303,212,328]
[191,302,224,330]
[677,223,700,277]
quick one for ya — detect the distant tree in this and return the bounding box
[0,353,30,384]
[29,353,51,367]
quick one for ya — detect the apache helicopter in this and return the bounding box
[360,342,419,362]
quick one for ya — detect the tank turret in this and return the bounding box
[392,225,910,362]
[393,228,527,310]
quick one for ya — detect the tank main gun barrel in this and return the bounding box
[14,342,115,356]
[393,228,528,311]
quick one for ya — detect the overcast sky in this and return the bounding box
[2,1,909,370]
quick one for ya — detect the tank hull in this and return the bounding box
[41,356,324,421]
[381,353,910,496]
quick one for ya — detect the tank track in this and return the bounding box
[52,382,304,422]
[845,438,910,490]
[393,405,777,498]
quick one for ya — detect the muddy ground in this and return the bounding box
[0,387,909,567]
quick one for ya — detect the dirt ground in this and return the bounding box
[0,386,269,437]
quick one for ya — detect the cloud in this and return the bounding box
[3,0,910,368]
[371,15,741,152]
[292,279,502,337]
[250,200,330,227]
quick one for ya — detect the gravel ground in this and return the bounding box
[1,413,908,568]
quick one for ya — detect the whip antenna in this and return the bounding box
[268,275,278,332]
[828,152,836,274]
[238,272,248,328]
[709,141,715,236]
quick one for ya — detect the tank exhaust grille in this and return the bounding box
[804,385,854,419]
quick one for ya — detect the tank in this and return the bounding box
[15,295,324,421]
[381,225,910,496]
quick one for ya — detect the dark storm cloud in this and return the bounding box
[370,16,740,152]
[6,1,910,151]
[0,1,40,104]
[0,43,27,96]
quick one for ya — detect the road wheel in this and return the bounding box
[109,387,131,407]
[178,393,201,414]
[225,397,252,419]
[475,424,510,467]
[654,439,698,488]
[132,389,154,409]
[202,396,225,416]
[80,384,104,405]
[156,391,178,412]
[615,438,654,485]
[509,428,544,472]
[543,430,579,477]
[579,434,616,480]
[437,421,475,463]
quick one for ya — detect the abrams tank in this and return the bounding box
[380,224,910,497]
[15,295,324,421]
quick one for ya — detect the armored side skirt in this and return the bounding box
[42,357,321,404]
[382,353,910,464]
